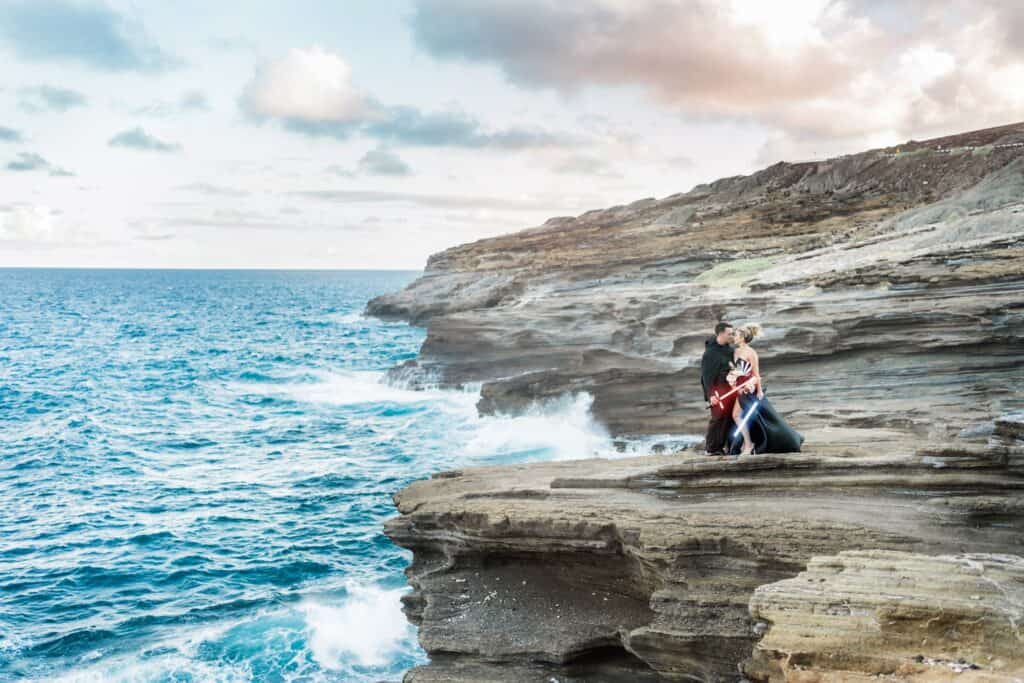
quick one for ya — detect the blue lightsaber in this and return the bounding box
[732,399,761,441]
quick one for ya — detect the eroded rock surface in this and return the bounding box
[371,123,1024,680]
[368,123,1024,443]
[386,447,1024,681]
[746,550,1024,682]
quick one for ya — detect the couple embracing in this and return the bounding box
[700,321,804,456]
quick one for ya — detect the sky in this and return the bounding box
[1,0,1022,269]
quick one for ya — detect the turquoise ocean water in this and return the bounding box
[0,269,630,682]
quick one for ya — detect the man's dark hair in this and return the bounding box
[714,321,733,335]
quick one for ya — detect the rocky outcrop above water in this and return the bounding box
[368,122,1024,443]
[371,122,1024,681]
[386,443,1024,681]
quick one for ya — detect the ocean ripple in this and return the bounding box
[0,269,632,682]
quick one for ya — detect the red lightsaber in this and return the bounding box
[710,376,758,405]
[709,374,760,417]
[709,358,760,416]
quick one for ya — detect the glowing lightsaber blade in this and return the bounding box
[732,399,761,440]
[711,376,758,407]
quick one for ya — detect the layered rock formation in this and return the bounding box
[370,123,1024,680]
[747,550,1024,681]
[368,122,1024,442]
[387,443,1023,681]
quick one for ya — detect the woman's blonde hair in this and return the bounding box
[736,323,762,344]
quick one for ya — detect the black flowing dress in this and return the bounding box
[728,383,804,454]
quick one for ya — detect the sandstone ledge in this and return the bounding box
[386,446,1024,681]
[747,550,1024,682]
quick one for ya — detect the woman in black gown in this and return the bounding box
[727,324,804,455]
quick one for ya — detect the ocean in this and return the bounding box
[0,269,630,682]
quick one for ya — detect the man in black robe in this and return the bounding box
[701,321,735,455]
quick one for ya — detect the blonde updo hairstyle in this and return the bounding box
[736,323,762,344]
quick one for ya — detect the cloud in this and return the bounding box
[143,208,355,233]
[409,0,1024,152]
[175,182,250,197]
[0,0,176,71]
[18,85,88,112]
[167,209,288,230]
[207,35,259,55]
[134,90,211,117]
[240,46,578,149]
[326,164,356,178]
[282,105,571,149]
[661,155,695,169]
[180,90,210,111]
[240,46,377,126]
[358,147,412,176]
[109,127,182,152]
[127,220,175,241]
[0,204,58,241]
[0,126,23,142]
[366,106,572,149]
[278,118,362,140]
[0,204,98,245]
[6,152,74,176]
[292,188,570,211]
[551,153,622,178]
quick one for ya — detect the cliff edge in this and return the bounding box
[371,122,1024,681]
[387,429,1023,680]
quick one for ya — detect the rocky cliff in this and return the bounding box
[369,122,1024,681]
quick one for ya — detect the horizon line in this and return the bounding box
[0,266,425,272]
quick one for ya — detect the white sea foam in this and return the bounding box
[331,311,367,325]
[463,393,615,461]
[264,370,680,462]
[326,310,412,327]
[41,618,254,683]
[44,593,417,683]
[302,584,413,669]
[255,370,478,411]
[46,658,253,683]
